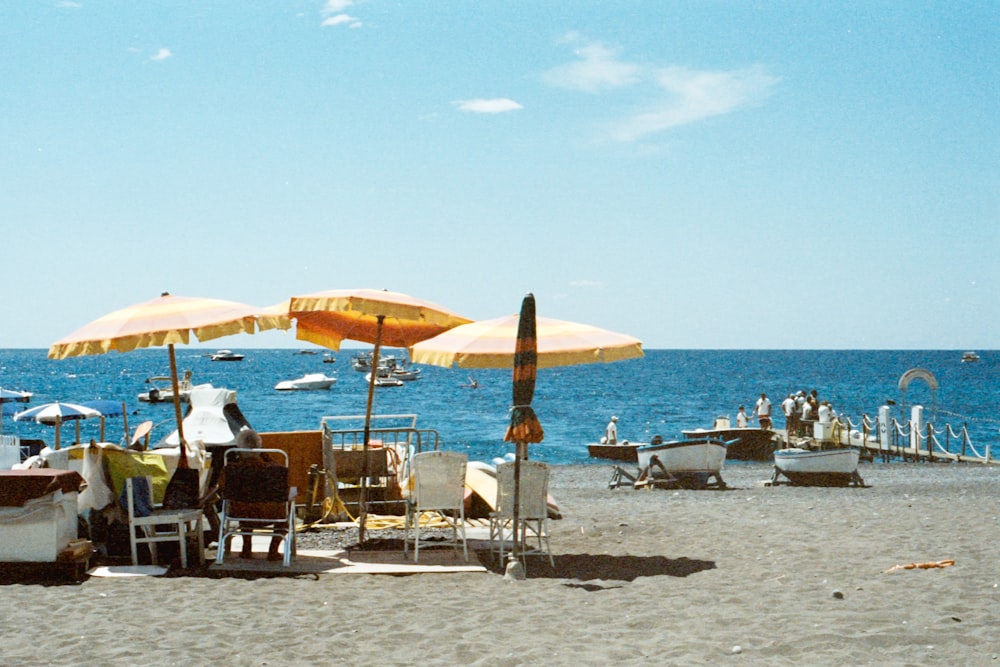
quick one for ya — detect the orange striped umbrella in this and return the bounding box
[286,288,471,542]
[48,292,286,466]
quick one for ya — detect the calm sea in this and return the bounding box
[1,349,996,465]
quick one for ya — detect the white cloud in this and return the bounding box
[608,65,779,142]
[321,1,361,28]
[321,14,361,28]
[453,98,524,114]
[543,37,640,93]
[569,280,602,289]
[150,48,172,62]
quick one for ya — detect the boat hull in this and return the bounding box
[274,374,337,391]
[682,427,777,461]
[636,438,727,481]
[773,448,861,486]
[587,442,640,462]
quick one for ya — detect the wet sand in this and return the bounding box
[0,462,997,666]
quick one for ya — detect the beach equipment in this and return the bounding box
[410,293,643,573]
[283,288,472,542]
[489,459,554,567]
[0,388,32,433]
[79,399,132,444]
[403,450,469,563]
[13,401,101,450]
[48,292,286,468]
[124,476,205,568]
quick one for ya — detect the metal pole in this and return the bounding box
[359,315,385,545]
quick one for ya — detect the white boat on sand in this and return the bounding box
[274,373,337,391]
[772,447,864,487]
[632,436,728,489]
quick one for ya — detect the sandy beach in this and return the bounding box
[0,461,997,666]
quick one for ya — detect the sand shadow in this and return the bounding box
[482,553,716,583]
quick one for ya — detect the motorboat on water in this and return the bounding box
[274,373,337,391]
[681,416,780,461]
[210,350,244,362]
[364,370,404,387]
[137,371,209,403]
[961,351,980,363]
[633,436,728,488]
[771,447,864,487]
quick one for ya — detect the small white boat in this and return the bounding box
[772,447,863,486]
[210,349,244,362]
[364,371,404,387]
[635,437,728,488]
[137,372,208,403]
[274,373,337,391]
[961,351,980,363]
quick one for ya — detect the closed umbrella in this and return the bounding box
[48,292,285,468]
[286,288,471,542]
[411,295,643,575]
[13,401,101,450]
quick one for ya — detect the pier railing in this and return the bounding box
[829,413,990,464]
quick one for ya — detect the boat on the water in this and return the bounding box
[681,416,779,461]
[274,373,337,391]
[587,441,641,462]
[210,349,244,362]
[364,370,404,387]
[137,371,207,403]
[772,447,863,487]
[635,436,728,488]
[961,351,980,363]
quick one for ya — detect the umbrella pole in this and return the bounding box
[75,419,81,445]
[99,416,105,442]
[121,401,129,446]
[359,315,385,544]
[168,343,189,469]
[55,416,61,451]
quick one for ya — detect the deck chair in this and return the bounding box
[124,476,205,568]
[489,460,554,567]
[403,450,468,562]
[215,448,297,567]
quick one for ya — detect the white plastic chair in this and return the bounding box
[489,460,554,567]
[403,450,468,562]
[124,476,205,569]
[215,448,297,567]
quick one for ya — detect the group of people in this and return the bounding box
[736,390,839,436]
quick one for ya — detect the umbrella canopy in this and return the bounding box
[48,292,285,466]
[410,314,644,369]
[286,288,472,542]
[0,388,32,404]
[80,399,134,443]
[13,401,101,450]
[410,296,644,573]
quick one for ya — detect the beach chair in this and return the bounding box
[489,460,554,567]
[403,450,468,563]
[124,476,205,568]
[215,448,297,567]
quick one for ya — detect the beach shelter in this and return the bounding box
[410,295,643,573]
[0,388,32,434]
[285,288,472,542]
[13,401,101,450]
[79,399,133,444]
[48,292,286,468]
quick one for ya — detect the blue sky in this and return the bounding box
[2,1,997,350]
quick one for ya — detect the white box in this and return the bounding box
[0,490,78,562]
[813,421,834,442]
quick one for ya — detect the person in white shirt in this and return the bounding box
[736,406,749,428]
[781,393,797,434]
[755,393,773,430]
[605,416,618,444]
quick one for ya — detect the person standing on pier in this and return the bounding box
[604,416,619,444]
[755,392,773,430]
[782,393,798,436]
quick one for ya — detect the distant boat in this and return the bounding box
[137,372,209,403]
[961,351,980,363]
[210,350,244,362]
[587,441,641,462]
[681,416,779,461]
[274,373,337,391]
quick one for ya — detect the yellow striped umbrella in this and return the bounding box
[409,314,644,369]
[48,292,287,466]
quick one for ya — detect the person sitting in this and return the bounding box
[220,429,287,561]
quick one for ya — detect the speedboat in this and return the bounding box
[364,371,404,387]
[137,372,208,403]
[210,350,244,362]
[961,351,980,363]
[772,447,863,486]
[635,436,728,488]
[274,373,337,391]
[681,416,779,461]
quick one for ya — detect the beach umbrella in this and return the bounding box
[48,292,286,468]
[80,399,133,443]
[13,401,100,450]
[410,295,643,574]
[0,388,32,434]
[285,288,472,542]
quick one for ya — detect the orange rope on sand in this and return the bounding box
[882,559,955,573]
